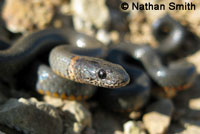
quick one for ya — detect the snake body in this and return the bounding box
[152,14,200,58]
[111,43,196,94]
[97,42,196,111]
[0,28,130,100]
[0,23,196,105]
[0,28,104,77]
[37,65,95,100]
[152,14,186,55]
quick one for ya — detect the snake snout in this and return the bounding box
[118,69,130,87]
[108,65,130,88]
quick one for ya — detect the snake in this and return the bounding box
[96,41,196,111]
[0,28,130,100]
[108,43,196,96]
[152,14,200,58]
[151,14,199,95]
[0,23,196,106]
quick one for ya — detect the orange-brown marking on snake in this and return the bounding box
[68,56,80,80]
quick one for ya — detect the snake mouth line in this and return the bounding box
[103,79,130,89]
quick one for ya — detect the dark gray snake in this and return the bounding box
[96,15,197,111]
[97,42,196,111]
[0,28,130,100]
[152,14,200,58]
[0,23,197,111]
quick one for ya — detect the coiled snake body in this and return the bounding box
[0,24,197,106]
[0,28,130,100]
[97,42,196,111]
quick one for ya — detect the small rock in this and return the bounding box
[2,0,56,33]
[59,2,71,14]
[179,119,200,134]
[129,111,142,120]
[96,29,111,45]
[110,30,120,44]
[189,98,200,110]
[62,101,92,134]
[0,98,63,134]
[123,121,146,134]
[44,95,64,108]
[143,99,174,134]
[124,121,140,134]
[71,0,109,34]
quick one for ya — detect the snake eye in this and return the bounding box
[98,69,107,79]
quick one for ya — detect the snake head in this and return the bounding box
[49,45,130,88]
[79,58,130,88]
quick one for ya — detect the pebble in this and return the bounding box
[70,0,109,34]
[143,99,174,134]
[0,98,63,134]
[2,0,56,33]
[179,119,200,134]
[62,101,92,134]
[110,30,120,44]
[96,29,111,45]
[189,98,200,110]
[123,121,146,134]
[44,95,65,108]
[129,111,142,120]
